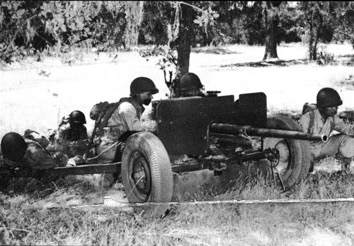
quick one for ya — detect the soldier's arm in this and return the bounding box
[298,113,311,133]
[118,103,143,131]
[57,124,70,140]
[26,141,57,169]
[80,126,88,140]
[334,115,354,136]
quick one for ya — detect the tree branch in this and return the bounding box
[169,1,203,12]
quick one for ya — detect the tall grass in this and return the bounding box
[1,168,354,245]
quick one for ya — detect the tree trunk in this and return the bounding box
[124,1,144,48]
[263,3,279,61]
[308,4,323,61]
[308,10,314,60]
[175,1,195,78]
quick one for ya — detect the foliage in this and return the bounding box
[0,1,43,62]
[1,1,354,67]
[139,46,177,71]
[316,44,335,65]
[332,3,354,48]
[0,1,129,63]
[138,1,171,46]
[277,6,303,44]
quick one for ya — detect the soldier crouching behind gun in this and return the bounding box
[299,87,354,172]
[87,77,159,165]
[164,71,220,98]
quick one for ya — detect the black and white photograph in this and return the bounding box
[1,1,354,245]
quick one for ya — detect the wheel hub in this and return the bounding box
[133,166,146,189]
[130,153,151,196]
[274,140,290,174]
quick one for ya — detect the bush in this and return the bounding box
[0,1,127,63]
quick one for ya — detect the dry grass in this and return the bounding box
[2,174,354,245]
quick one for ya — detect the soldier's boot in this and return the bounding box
[308,161,315,173]
[336,154,352,172]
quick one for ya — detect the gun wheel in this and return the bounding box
[0,172,11,190]
[121,132,173,217]
[263,115,311,188]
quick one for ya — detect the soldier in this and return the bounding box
[170,72,207,98]
[1,132,68,171]
[58,110,88,142]
[178,72,206,97]
[94,76,159,163]
[47,110,89,161]
[299,87,354,169]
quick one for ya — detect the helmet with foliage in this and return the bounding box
[1,132,27,162]
[69,110,86,124]
[130,77,159,96]
[316,87,343,108]
[179,73,203,92]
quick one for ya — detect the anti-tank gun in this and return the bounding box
[0,92,327,215]
[150,92,326,191]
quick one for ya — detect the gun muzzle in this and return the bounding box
[210,123,328,142]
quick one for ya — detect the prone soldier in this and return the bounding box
[1,131,68,172]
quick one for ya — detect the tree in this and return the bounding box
[124,1,144,47]
[171,1,196,77]
[139,1,220,81]
[258,1,286,61]
[238,1,286,61]
[331,2,354,48]
[297,1,343,61]
[299,1,325,61]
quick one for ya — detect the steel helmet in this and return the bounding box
[179,72,203,92]
[130,77,159,96]
[69,110,86,124]
[316,87,343,108]
[1,132,27,162]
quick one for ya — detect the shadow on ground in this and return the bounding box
[221,59,310,68]
[171,160,272,202]
[220,56,354,68]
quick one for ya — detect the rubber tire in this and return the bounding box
[121,132,173,204]
[0,173,10,190]
[263,115,310,188]
[298,139,311,181]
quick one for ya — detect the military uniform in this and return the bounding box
[48,116,89,158]
[299,108,354,160]
[95,97,143,163]
[93,77,158,164]
[2,134,68,171]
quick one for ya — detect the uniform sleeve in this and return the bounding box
[334,115,354,136]
[80,126,88,140]
[26,142,57,169]
[107,107,121,127]
[57,123,70,141]
[298,113,311,133]
[118,102,143,131]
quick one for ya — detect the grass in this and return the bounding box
[1,42,354,245]
[1,171,354,245]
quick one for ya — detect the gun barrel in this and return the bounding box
[210,123,328,142]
